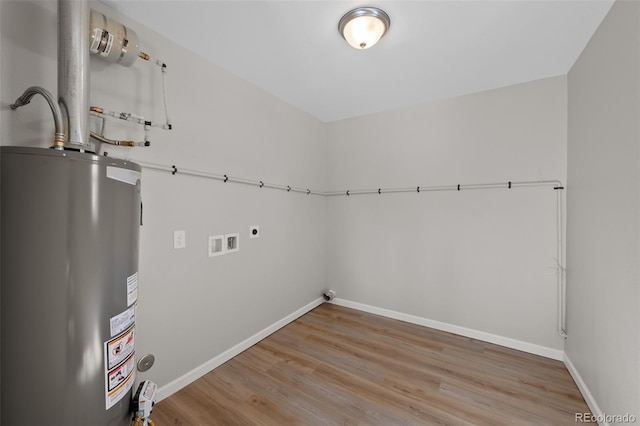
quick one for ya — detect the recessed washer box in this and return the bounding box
[208,235,225,257]
[225,233,240,253]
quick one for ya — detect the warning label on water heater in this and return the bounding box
[106,326,135,370]
[110,305,135,337]
[127,272,138,307]
[104,327,136,410]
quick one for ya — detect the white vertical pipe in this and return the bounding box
[58,0,90,148]
[557,188,568,337]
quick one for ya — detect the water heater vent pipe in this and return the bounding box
[58,0,90,149]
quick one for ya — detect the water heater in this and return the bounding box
[1,147,141,425]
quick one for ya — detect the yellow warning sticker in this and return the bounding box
[105,351,135,409]
[106,326,135,370]
[104,326,136,409]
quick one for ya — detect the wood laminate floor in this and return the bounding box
[151,304,590,425]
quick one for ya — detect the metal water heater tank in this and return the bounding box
[1,146,141,425]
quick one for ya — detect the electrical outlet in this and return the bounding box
[173,230,186,249]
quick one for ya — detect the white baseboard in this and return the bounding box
[156,297,324,401]
[564,353,608,426]
[330,298,564,361]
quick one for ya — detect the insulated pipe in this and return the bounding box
[58,0,90,148]
[10,86,66,149]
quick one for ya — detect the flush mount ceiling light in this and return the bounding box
[339,7,390,50]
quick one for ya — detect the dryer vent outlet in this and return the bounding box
[323,290,336,302]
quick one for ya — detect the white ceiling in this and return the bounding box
[102,0,614,122]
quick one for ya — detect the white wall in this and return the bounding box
[567,0,640,419]
[6,1,635,417]
[0,0,327,390]
[326,76,568,351]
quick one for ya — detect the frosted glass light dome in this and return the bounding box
[339,7,390,50]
